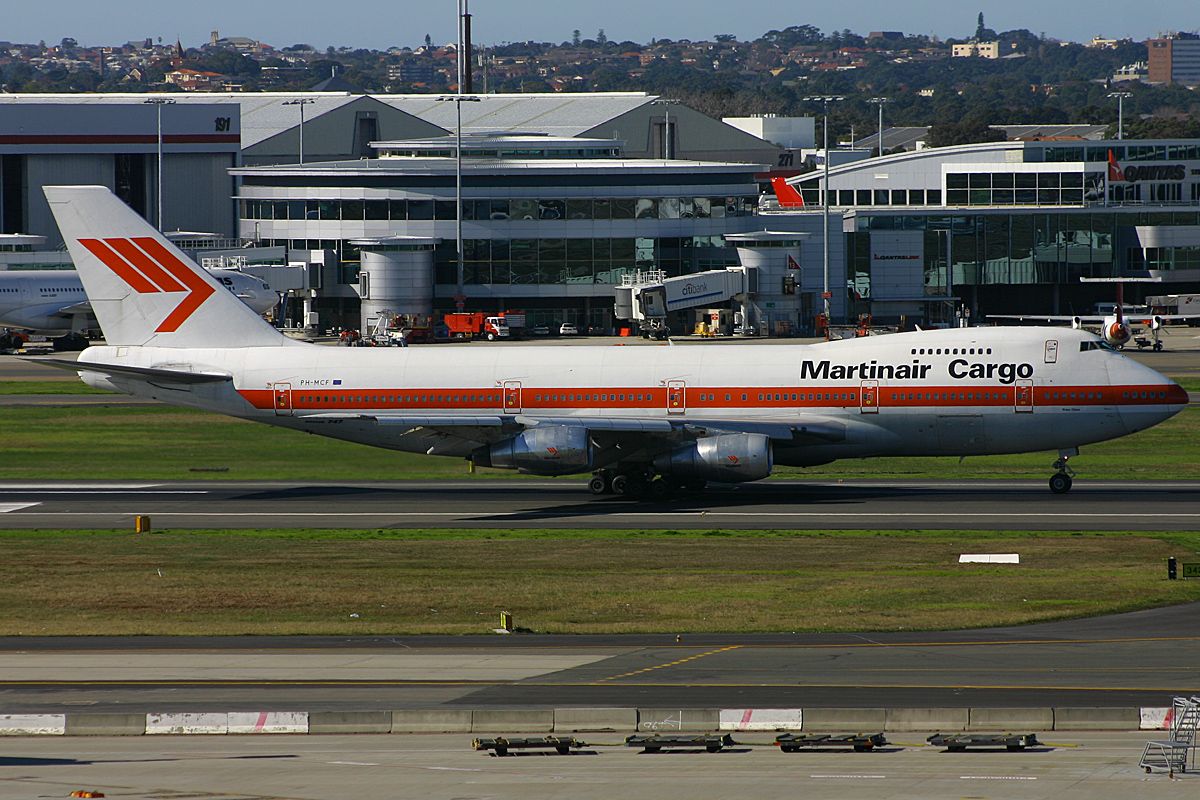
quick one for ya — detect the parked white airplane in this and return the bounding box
[35,186,1188,495]
[991,281,1199,352]
[0,262,276,348]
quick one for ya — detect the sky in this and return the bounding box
[4,1,1195,50]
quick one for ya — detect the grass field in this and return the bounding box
[0,403,1195,481]
[0,381,110,395]
[0,528,1196,636]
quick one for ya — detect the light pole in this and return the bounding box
[437,94,481,312]
[867,97,891,157]
[282,98,315,165]
[143,98,174,231]
[652,98,680,158]
[1107,91,1133,140]
[803,95,844,329]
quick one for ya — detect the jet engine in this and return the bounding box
[479,425,592,475]
[652,433,773,483]
[1103,319,1132,347]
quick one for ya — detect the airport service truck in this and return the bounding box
[1148,294,1200,325]
[444,312,511,341]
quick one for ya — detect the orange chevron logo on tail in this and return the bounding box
[77,237,215,332]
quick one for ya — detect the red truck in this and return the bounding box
[443,312,511,341]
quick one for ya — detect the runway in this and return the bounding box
[1,603,1197,713]
[2,478,1199,530]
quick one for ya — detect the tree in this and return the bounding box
[424,33,433,50]
[1120,115,1200,139]
[715,33,737,43]
[597,29,607,46]
[572,29,581,47]
[976,12,985,41]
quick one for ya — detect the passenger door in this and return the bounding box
[502,380,522,413]
[273,382,293,416]
[860,380,879,414]
[666,380,686,415]
[1014,379,1034,413]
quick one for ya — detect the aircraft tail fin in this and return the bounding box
[43,185,290,349]
[770,177,806,208]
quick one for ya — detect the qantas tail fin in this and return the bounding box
[770,177,805,208]
[44,186,289,348]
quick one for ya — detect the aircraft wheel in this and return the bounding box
[647,478,671,500]
[588,475,608,495]
[1154,341,1164,352]
[610,474,630,496]
[1049,472,1073,494]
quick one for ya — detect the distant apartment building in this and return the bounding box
[165,68,225,91]
[1148,35,1200,86]
[1112,61,1149,83]
[952,41,1000,59]
[387,61,435,84]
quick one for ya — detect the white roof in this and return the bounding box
[378,92,658,137]
[0,92,421,148]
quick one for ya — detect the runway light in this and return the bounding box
[1168,557,1177,580]
[134,515,151,534]
[70,792,105,798]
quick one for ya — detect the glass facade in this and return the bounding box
[241,196,756,222]
[849,211,1200,294]
[262,235,737,287]
[945,171,1095,206]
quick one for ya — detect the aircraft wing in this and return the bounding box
[1137,314,1200,323]
[988,314,1104,324]
[0,300,92,330]
[296,411,847,458]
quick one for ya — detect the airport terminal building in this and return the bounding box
[788,139,1200,323]
[232,134,824,332]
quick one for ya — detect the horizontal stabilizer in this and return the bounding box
[26,357,232,384]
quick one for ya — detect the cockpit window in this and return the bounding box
[1079,341,1118,352]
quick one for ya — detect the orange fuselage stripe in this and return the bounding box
[237,384,1186,412]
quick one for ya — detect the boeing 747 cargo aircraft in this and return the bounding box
[34,186,1188,495]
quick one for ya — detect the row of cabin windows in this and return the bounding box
[758,392,854,402]
[297,389,1168,406]
[911,347,993,355]
[890,391,1006,401]
[299,394,501,404]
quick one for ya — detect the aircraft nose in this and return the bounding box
[1117,367,1187,435]
[1165,381,1190,406]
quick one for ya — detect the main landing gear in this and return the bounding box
[588,468,705,499]
[1048,448,1078,494]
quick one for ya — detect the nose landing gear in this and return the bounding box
[1049,449,1078,494]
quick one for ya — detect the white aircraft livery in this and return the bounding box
[38,186,1189,495]
[0,258,277,340]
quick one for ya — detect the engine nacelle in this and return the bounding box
[482,425,592,475]
[1104,320,1132,346]
[652,433,773,483]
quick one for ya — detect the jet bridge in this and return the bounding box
[614,267,753,338]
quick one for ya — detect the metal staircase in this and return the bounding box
[1140,696,1200,774]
